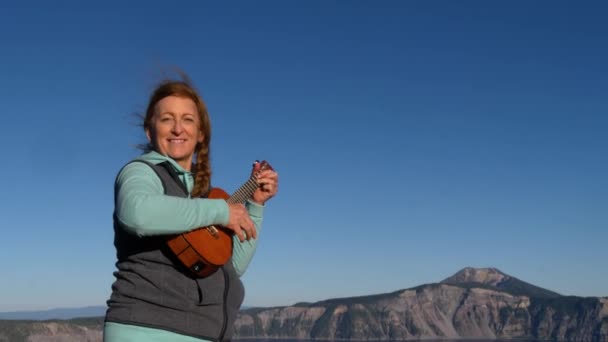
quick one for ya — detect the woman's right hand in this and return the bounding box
[226,203,257,242]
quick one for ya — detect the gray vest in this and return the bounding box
[105,160,245,341]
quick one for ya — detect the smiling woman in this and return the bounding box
[103,75,279,342]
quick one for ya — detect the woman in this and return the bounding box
[104,76,278,341]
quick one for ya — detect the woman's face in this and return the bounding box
[146,95,204,170]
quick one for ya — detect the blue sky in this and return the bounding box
[0,1,606,311]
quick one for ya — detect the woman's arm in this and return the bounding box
[231,164,278,276]
[115,162,230,236]
[231,201,264,277]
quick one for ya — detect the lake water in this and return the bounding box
[237,340,542,342]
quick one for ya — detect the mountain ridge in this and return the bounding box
[242,267,565,312]
[0,305,107,320]
[234,267,608,341]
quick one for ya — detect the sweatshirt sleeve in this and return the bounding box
[231,200,265,277]
[115,162,230,236]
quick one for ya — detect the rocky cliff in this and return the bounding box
[234,268,608,341]
[0,317,102,342]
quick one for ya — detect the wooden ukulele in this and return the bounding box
[166,160,273,277]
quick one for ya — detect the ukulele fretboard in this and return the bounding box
[227,177,258,204]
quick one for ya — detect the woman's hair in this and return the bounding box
[142,76,212,198]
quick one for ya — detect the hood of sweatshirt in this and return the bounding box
[136,150,194,194]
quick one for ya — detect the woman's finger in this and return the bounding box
[241,219,257,239]
[230,225,245,242]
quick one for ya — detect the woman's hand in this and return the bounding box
[251,162,279,205]
[226,203,257,242]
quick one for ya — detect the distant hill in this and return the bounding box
[0,306,106,320]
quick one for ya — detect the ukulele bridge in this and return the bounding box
[207,226,220,239]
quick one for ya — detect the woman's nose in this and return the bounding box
[171,120,184,134]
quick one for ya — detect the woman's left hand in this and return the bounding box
[251,162,279,205]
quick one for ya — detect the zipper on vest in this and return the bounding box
[219,266,230,341]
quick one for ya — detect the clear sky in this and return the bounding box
[0,1,606,312]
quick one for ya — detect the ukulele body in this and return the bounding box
[166,187,234,277]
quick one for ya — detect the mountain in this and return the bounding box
[441,267,562,299]
[0,306,107,320]
[2,268,606,341]
[233,267,608,341]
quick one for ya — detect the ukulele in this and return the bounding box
[166,160,273,277]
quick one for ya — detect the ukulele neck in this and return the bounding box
[227,177,258,204]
